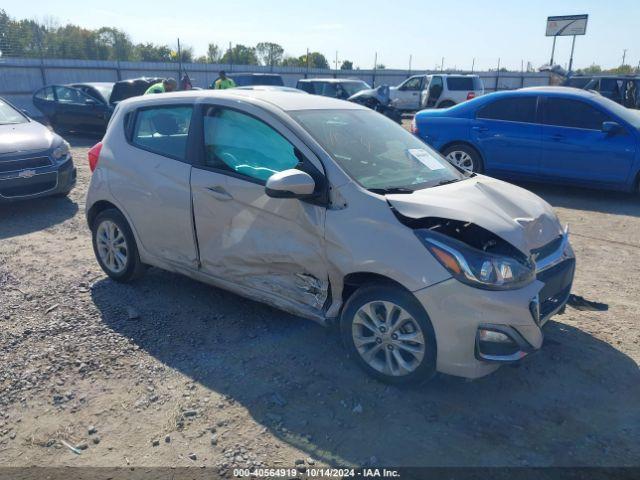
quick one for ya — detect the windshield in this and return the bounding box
[341,81,370,96]
[598,95,640,128]
[0,99,28,125]
[92,84,114,103]
[292,109,463,191]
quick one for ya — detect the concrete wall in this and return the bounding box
[0,57,551,115]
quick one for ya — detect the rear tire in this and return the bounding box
[340,284,437,385]
[91,209,146,283]
[442,143,484,173]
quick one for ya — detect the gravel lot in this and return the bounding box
[0,135,639,471]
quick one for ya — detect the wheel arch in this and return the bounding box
[87,200,122,229]
[341,272,412,305]
[440,140,484,162]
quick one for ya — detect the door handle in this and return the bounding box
[206,185,233,201]
[472,126,488,132]
[550,134,564,141]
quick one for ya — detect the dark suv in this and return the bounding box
[576,76,640,109]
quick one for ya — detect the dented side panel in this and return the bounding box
[191,168,328,316]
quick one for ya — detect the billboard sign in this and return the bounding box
[546,15,588,36]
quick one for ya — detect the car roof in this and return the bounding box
[497,86,601,98]
[117,89,365,112]
[232,73,282,77]
[68,82,115,87]
[298,78,366,83]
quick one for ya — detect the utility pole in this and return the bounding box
[373,52,377,87]
[408,54,412,75]
[177,38,182,83]
[335,50,338,77]
[471,58,475,73]
[305,47,310,78]
[549,36,557,65]
[440,57,444,71]
[228,41,233,72]
[622,49,627,66]
[495,58,501,91]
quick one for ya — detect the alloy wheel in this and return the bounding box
[96,220,128,274]
[352,301,426,376]
[446,150,474,171]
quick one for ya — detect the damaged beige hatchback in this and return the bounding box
[86,90,575,384]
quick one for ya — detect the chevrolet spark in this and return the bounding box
[86,90,575,384]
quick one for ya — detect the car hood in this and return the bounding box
[0,121,56,154]
[386,176,563,254]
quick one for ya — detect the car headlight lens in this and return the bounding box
[52,141,70,161]
[415,230,535,290]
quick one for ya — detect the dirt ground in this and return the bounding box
[0,134,639,473]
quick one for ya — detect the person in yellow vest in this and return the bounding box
[144,78,177,95]
[211,71,236,90]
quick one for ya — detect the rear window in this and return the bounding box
[446,77,475,91]
[296,82,315,94]
[477,97,538,123]
[132,106,193,160]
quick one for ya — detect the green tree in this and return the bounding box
[256,42,284,67]
[134,43,172,62]
[220,44,258,65]
[280,55,301,67]
[298,51,329,69]
[206,43,221,63]
[94,27,133,60]
[340,60,353,70]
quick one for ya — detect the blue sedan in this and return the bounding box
[412,87,640,192]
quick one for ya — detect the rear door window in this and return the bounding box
[477,97,538,123]
[132,106,193,160]
[446,77,475,90]
[202,107,300,182]
[54,86,94,105]
[542,98,609,130]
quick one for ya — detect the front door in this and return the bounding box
[190,103,328,314]
[394,76,424,110]
[540,96,636,186]
[424,76,443,108]
[472,95,542,177]
[53,86,108,131]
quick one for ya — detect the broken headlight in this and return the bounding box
[415,230,535,290]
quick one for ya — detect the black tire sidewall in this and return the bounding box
[340,284,437,385]
[91,209,142,282]
[443,143,484,173]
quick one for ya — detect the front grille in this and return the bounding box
[0,156,52,174]
[531,235,563,262]
[0,172,57,197]
[537,258,575,319]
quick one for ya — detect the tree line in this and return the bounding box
[0,9,358,69]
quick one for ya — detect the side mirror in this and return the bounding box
[602,121,622,135]
[265,169,316,199]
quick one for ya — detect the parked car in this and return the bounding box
[0,96,76,201]
[412,87,640,192]
[235,86,307,93]
[230,73,284,87]
[85,89,574,384]
[582,76,640,109]
[390,74,484,111]
[33,77,162,133]
[296,78,370,99]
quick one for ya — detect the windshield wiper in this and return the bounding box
[369,187,415,194]
[435,178,462,187]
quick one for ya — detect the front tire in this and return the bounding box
[340,284,437,385]
[91,209,146,282]
[442,143,484,173]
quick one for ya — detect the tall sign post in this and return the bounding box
[546,14,588,72]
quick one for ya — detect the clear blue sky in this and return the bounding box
[7,0,639,70]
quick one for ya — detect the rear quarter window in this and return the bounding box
[446,77,475,91]
[131,106,193,161]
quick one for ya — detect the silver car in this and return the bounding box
[85,90,575,384]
